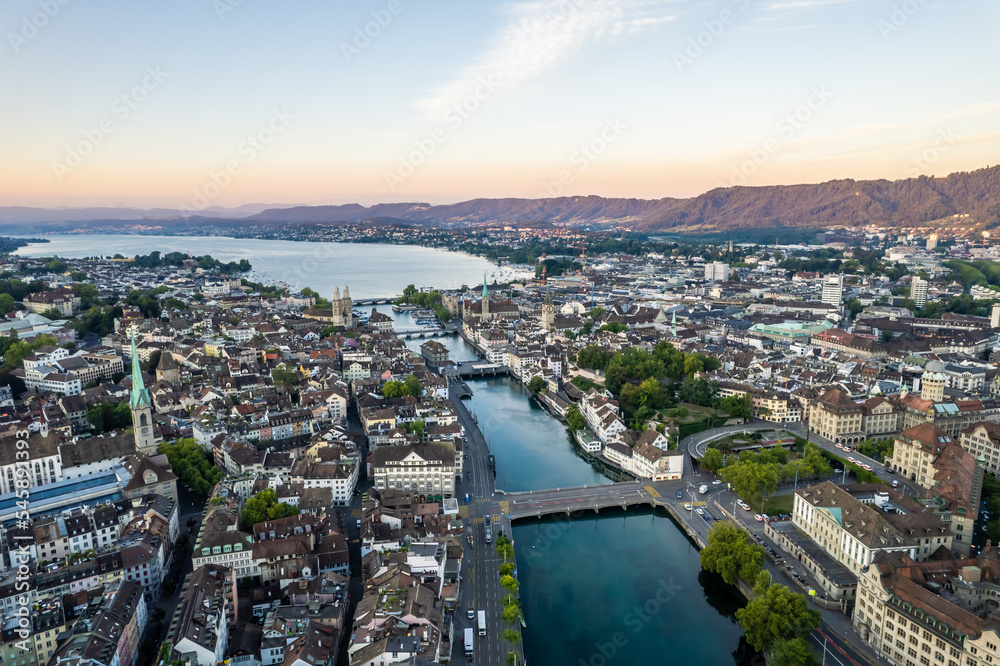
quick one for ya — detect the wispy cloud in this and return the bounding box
[766,0,857,10]
[416,0,677,118]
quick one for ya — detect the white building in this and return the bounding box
[821,274,844,307]
[704,262,730,282]
[910,276,928,308]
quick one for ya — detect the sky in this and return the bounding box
[1,0,998,210]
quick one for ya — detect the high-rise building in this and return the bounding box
[704,262,730,282]
[927,234,938,250]
[821,274,843,307]
[910,276,928,308]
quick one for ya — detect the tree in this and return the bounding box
[158,438,224,496]
[383,375,422,398]
[403,374,422,397]
[0,293,15,313]
[735,582,821,653]
[527,376,545,393]
[240,489,299,530]
[499,562,514,577]
[847,298,864,315]
[575,344,611,370]
[701,448,724,473]
[271,364,301,393]
[771,638,813,666]
[565,405,586,431]
[598,322,626,334]
[500,629,521,645]
[719,394,753,421]
[700,522,764,585]
[500,575,520,593]
[721,460,780,503]
[677,377,719,407]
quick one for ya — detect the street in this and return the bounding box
[450,380,524,666]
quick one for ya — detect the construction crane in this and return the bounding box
[567,241,587,262]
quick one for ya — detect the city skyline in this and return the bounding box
[3,0,998,209]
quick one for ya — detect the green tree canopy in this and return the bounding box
[700,522,765,585]
[735,582,821,653]
[240,489,299,530]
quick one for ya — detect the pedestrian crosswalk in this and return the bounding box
[498,500,510,514]
[644,486,661,498]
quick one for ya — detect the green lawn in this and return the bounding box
[761,494,794,516]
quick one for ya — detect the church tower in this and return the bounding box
[342,285,353,328]
[129,328,157,454]
[541,288,555,330]
[481,271,490,320]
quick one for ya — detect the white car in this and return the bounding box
[862,464,873,472]
[712,480,722,485]
[684,503,693,511]
[847,457,857,464]
[696,508,705,516]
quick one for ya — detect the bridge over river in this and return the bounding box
[504,478,696,521]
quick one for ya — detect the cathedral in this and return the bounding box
[329,286,355,328]
[303,285,356,328]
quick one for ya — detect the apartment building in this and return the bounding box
[809,388,865,446]
[370,443,456,498]
[960,421,1000,475]
[793,482,953,576]
[855,549,1000,666]
[170,565,237,666]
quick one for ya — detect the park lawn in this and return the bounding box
[662,402,719,424]
[762,494,795,516]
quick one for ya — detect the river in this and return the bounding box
[12,234,515,300]
[460,374,752,666]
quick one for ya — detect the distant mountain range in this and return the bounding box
[3,166,999,234]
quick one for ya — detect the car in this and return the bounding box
[847,457,857,464]
[762,514,770,522]
[684,503,693,511]
[702,514,711,522]
[742,503,752,512]
[886,467,895,474]
[862,464,873,472]
[696,508,705,516]
[835,443,844,450]
[754,514,763,522]
[356,519,361,528]
[714,517,721,522]
[676,491,683,500]
[712,480,722,485]
[892,480,899,488]
[465,493,470,503]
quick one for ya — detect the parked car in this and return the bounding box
[754,514,763,522]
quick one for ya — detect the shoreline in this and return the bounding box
[8,231,537,283]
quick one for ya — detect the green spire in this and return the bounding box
[482,271,489,301]
[129,328,150,410]
[671,310,677,337]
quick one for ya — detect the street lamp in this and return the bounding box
[760,496,769,516]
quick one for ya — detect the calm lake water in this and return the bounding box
[13,234,499,300]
